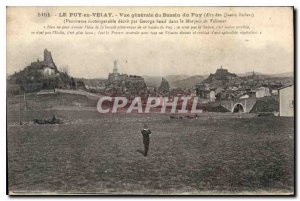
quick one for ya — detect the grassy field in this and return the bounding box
[7,106,294,195]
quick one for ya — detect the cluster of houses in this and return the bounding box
[195,82,272,102]
[11,48,293,117]
[195,67,288,101]
[84,63,293,117]
[193,67,293,116]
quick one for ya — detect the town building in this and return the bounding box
[255,87,271,98]
[278,84,294,117]
[209,90,216,102]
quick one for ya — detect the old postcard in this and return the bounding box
[6,6,294,195]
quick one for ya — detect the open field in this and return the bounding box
[7,107,294,194]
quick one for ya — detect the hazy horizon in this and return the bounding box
[7,56,294,80]
[7,7,294,79]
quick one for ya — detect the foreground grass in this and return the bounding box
[7,111,294,194]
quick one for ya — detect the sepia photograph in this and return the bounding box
[6,6,294,195]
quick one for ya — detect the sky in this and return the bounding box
[6,7,294,78]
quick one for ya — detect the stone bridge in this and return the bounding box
[220,97,257,113]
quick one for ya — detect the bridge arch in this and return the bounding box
[232,103,245,113]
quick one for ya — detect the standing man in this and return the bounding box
[141,124,151,156]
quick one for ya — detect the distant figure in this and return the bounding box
[141,124,152,156]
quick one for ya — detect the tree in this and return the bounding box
[59,65,69,76]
